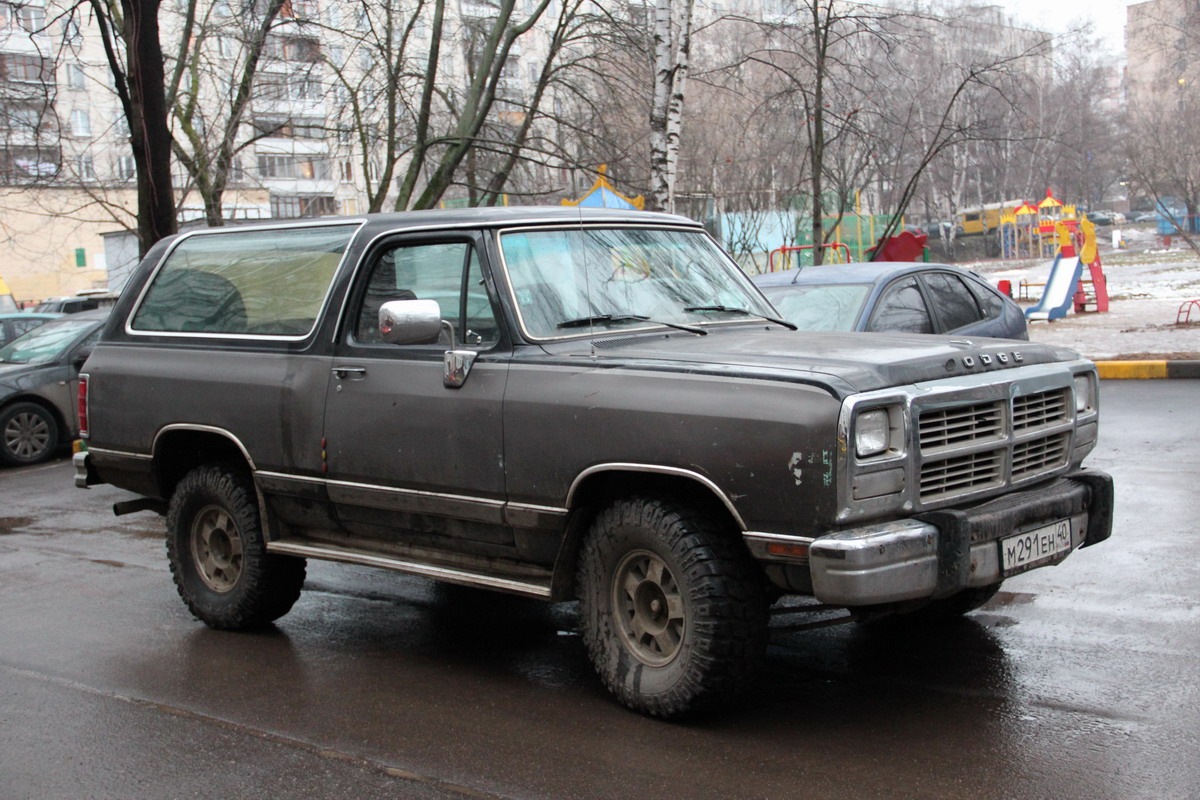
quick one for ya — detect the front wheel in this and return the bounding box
[166,463,306,629]
[577,495,768,718]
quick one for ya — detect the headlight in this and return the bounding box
[855,408,891,458]
[1073,373,1095,413]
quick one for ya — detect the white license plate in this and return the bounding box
[1000,519,1073,574]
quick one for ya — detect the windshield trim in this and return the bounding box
[495,223,768,344]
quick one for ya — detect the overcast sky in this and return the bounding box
[1001,0,1139,52]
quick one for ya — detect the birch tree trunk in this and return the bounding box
[649,0,694,213]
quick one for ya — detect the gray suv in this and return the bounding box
[75,208,1113,717]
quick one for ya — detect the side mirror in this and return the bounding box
[379,299,443,345]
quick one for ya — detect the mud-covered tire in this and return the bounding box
[577,495,768,718]
[166,463,306,629]
[0,402,59,466]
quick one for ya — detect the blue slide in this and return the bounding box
[1025,253,1081,321]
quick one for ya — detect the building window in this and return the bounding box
[339,160,353,182]
[116,155,135,181]
[75,154,95,181]
[16,4,46,33]
[1,54,54,83]
[258,154,295,179]
[271,194,336,219]
[61,16,82,44]
[271,194,302,218]
[70,109,91,137]
[66,63,86,90]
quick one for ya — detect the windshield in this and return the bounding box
[760,284,871,331]
[498,227,776,339]
[0,317,96,365]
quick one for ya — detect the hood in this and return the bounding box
[561,327,1078,395]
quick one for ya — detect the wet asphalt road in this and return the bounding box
[1,380,1197,800]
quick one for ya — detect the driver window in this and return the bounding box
[354,242,499,349]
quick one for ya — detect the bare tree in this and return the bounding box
[647,0,694,212]
[167,0,287,226]
[88,0,176,253]
[1124,0,1200,252]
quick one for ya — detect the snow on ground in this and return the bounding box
[965,227,1200,360]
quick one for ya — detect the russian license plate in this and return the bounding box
[1001,519,1073,575]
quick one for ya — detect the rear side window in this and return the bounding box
[922,272,984,331]
[131,224,356,336]
[965,277,1005,319]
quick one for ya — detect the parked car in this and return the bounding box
[75,209,1110,717]
[0,309,107,465]
[32,292,119,314]
[923,220,966,240]
[1086,210,1114,226]
[752,261,1028,340]
[0,312,62,347]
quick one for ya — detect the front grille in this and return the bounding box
[1013,389,1069,430]
[920,450,1004,500]
[918,401,1004,452]
[916,388,1073,504]
[1013,433,1070,479]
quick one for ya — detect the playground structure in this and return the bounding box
[766,243,853,272]
[998,190,1086,260]
[1023,215,1109,321]
[560,164,644,210]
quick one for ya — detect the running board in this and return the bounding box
[265,540,553,599]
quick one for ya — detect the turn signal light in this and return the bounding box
[767,541,810,560]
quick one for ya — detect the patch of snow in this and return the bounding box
[964,235,1200,360]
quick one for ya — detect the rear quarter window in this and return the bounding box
[131,223,357,336]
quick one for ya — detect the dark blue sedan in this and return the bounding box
[752,262,1027,340]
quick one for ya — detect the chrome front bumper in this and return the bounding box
[765,471,1113,607]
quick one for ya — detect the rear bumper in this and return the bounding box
[806,470,1113,606]
[74,450,98,488]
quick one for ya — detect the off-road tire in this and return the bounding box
[166,463,306,629]
[578,495,768,718]
[0,402,59,466]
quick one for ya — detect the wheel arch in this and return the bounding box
[549,464,750,601]
[151,424,256,500]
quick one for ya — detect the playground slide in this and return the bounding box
[1024,253,1082,321]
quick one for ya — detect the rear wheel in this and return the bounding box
[166,463,306,629]
[578,495,768,718]
[0,402,59,466]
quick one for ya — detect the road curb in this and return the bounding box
[1095,361,1200,379]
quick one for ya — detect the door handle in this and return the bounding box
[332,366,367,379]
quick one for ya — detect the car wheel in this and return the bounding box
[0,402,59,466]
[577,495,768,717]
[166,463,306,629]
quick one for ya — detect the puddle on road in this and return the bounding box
[0,516,34,535]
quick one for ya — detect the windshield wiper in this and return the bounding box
[557,313,706,335]
[683,305,798,331]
